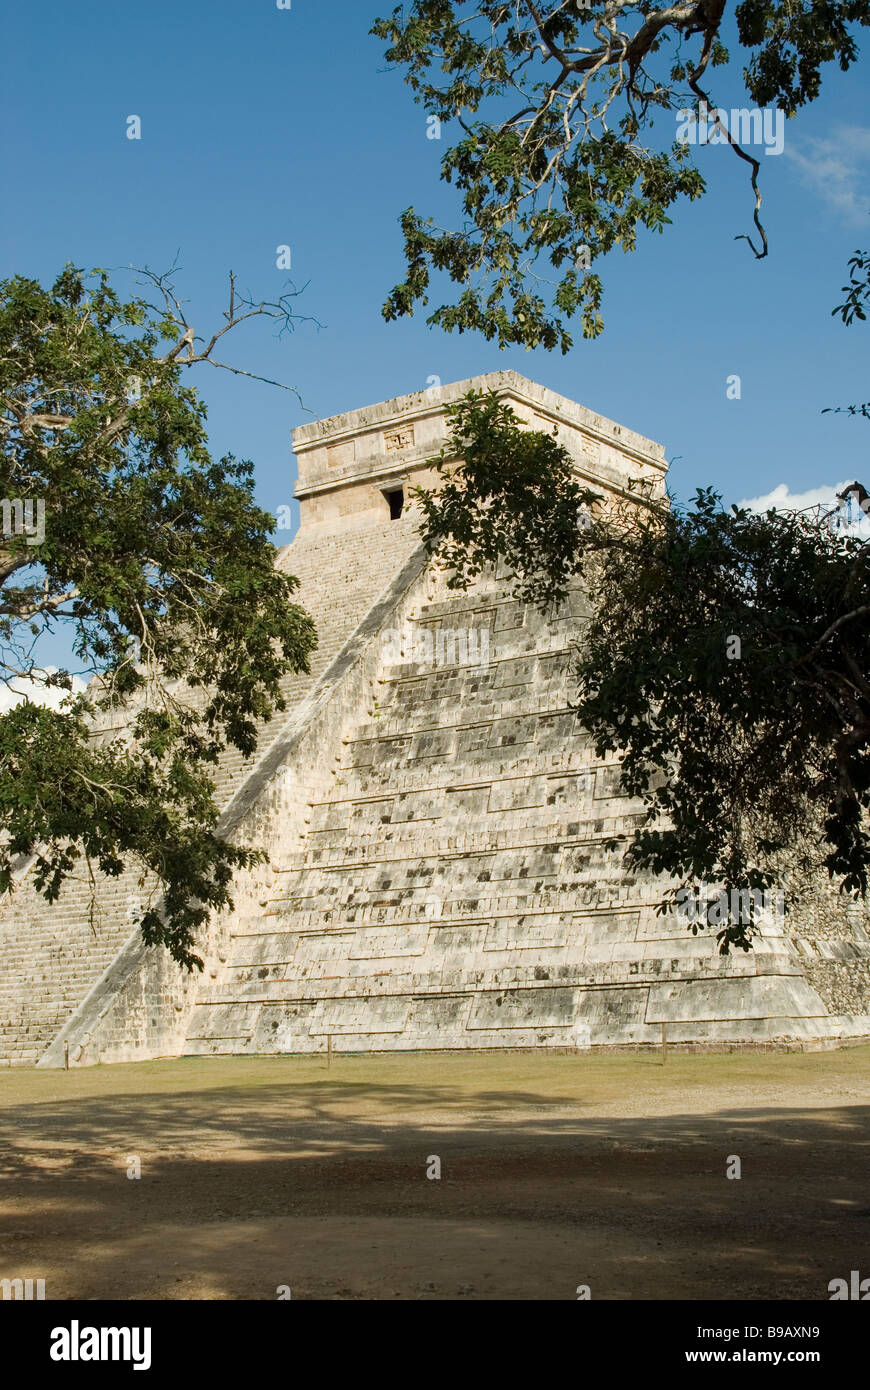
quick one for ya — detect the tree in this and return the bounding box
[414,391,600,605]
[373,0,870,350]
[0,265,318,968]
[417,394,870,949]
[373,5,870,947]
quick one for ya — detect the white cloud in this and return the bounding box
[0,669,88,715]
[739,481,841,511]
[737,480,870,534]
[784,126,870,224]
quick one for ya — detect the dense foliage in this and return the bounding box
[0,266,317,967]
[374,0,870,349]
[418,395,870,949]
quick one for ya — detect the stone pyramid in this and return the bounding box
[2,373,869,1066]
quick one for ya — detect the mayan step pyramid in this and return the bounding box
[2,372,869,1067]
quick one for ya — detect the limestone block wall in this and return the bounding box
[0,864,154,1067]
[781,886,870,1017]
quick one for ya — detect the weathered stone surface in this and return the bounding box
[1,371,868,1064]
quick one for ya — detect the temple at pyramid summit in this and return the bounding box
[2,372,870,1067]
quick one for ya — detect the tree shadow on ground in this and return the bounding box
[0,1081,867,1300]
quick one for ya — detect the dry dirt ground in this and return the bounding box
[1,1047,868,1300]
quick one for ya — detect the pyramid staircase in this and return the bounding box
[2,371,868,1065]
[185,558,864,1054]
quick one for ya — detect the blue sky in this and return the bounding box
[2,0,869,540]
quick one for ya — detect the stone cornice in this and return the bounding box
[292,371,666,502]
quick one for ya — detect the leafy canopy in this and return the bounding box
[373,0,870,350]
[0,265,317,967]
